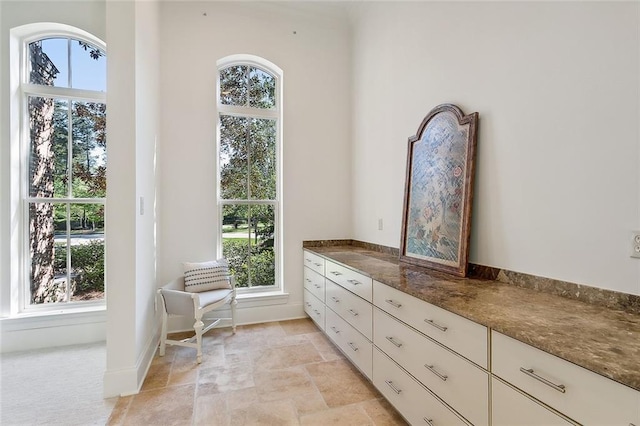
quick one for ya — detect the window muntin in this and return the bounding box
[218,59,280,291]
[23,35,106,307]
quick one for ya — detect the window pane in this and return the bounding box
[220,65,247,106]
[220,115,248,199]
[29,97,68,198]
[72,101,107,198]
[247,204,275,286]
[30,203,66,304]
[29,38,68,87]
[222,204,250,288]
[249,67,275,109]
[71,40,106,91]
[249,118,276,200]
[69,203,105,301]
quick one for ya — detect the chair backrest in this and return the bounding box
[164,276,185,291]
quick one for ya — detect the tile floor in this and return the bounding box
[107,318,407,425]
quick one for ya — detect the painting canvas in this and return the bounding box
[400,104,478,277]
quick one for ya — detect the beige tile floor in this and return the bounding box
[107,318,407,426]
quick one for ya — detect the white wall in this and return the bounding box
[350,2,640,295]
[103,0,160,398]
[157,2,352,323]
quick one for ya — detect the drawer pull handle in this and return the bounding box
[348,342,359,352]
[423,418,434,426]
[348,309,359,317]
[386,336,403,348]
[347,279,362,285]
[330,326,340,334]
[305,302,312,307]
[330,296,340,303]
[385,380,402,395]
[305,279,311,282]
[313,309,321,316]
[314,284,321,289]
[424,364,448,381]
[385,299,402,308]
[314,262,322,267]
[424,319,448,332]
[330,271,342,276]
[519,367,566,393]
[305,259,312,262]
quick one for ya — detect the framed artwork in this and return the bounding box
[399,104,479,277]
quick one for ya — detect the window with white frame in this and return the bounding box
[217,56,282,291]
[20,33,106,308]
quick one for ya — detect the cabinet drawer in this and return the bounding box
[325,260,372,302]
[303,289,325,331]
[325,308,372,379]
[303,267,325,302]
[325,280,373,340]
[373,348,468,426]
[374,308,488,426]
[492,377,573,426]
[492,331,640,426]
[303,250,325,275]
[373,280,487,368]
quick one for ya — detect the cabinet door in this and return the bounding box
[492,377,574,426]
[373,348,469,426]
[303,289,325,331]
[303,266,325,301]
[325,280,373,340]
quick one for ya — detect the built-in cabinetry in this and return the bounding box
[303,249,640,425]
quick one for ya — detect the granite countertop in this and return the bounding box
[305,245,640,393]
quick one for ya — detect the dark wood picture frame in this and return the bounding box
[399,104,479,277]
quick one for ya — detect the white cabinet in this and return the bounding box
[303,250,325,275]
[325,279,373,340]
[492,377,573,426]
[375,308,489,426]
[373,280,487,368]
[303,289,324,331]
[493,331,640,426]
[325,308,373,379]
[373,347,469,426]
[325,259,373,302]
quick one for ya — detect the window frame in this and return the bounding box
[216,55,283,294]
[14,26,107,313]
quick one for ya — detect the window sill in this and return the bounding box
[235,291,289,308]
[0,305,106,332]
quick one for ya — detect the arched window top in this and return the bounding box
[13,23,106,92]
[217,54,282,111]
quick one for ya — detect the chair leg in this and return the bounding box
[194,317,204,364]
[159,311,168,356]
[231,298,237,334]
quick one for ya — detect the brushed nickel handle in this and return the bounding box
[314,284,321,289]
[314,262,322,267]
[424,319,448,332]
[385,299,402,308]
[330,326,340,334]
[348,309,359,317]
[305,259,312,262]
[348,342,359,352]
[424,364,448,381]
[330,271,342,276]
[519,367,566,393]
[305,302,311,307]
[423,418,434,426]
[385,380,402,395]
[305,278,311,282]
[313,309,321,316]
[386,336,403,348]
[347,279,361,285]
[330,296,340,303]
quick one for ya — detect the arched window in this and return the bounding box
[217,55,282,291]
[14,25,106,309]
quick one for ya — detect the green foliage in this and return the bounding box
[54,240,104,294]
[223,239,275,288]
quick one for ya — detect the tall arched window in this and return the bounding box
[15,25,107,309]
[217,55,282,291]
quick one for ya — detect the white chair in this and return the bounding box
[157,275,237,363]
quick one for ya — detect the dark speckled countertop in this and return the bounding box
[305,245,640,393]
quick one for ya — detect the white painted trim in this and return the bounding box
[0,308,106,353]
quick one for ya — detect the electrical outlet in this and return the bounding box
[632,231,640,259]
[378,218,384,231]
